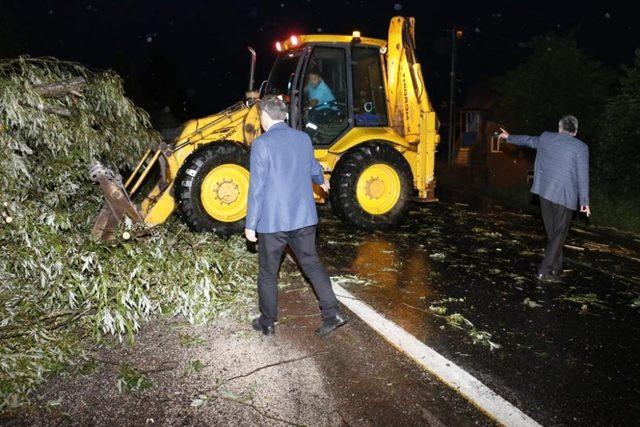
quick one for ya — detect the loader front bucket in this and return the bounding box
[89,161,144,240]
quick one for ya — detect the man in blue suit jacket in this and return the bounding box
[499,115,590,283]
[245,95,347,336]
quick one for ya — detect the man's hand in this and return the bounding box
[580,205,591,217]
[498,127,510,139]
[320,178,330,193]
[245,228,257,242]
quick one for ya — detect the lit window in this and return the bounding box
[491,135,504,153]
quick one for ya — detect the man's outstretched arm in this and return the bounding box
[498,127,540,149]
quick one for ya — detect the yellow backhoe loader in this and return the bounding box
[90,16,439,239]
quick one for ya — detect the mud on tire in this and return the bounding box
[330,142,412,230]
[175,142,249,235]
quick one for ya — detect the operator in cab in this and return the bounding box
[304,71,338,124]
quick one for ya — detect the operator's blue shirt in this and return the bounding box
[305,80,335,110]
[245,122,325,233]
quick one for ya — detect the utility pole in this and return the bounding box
[448,28,462,168]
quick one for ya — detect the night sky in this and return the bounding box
[1,0,637,126]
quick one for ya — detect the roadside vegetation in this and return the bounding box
[0,58,258,409]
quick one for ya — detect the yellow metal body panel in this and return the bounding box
[142,184,176,226]
[130,16,439,227]
[327,126,410,154]
[166,102,260,178]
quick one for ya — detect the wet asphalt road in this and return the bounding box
[315,197,640,426]
[277,272,492,426]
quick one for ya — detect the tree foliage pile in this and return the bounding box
[0,57,258,409]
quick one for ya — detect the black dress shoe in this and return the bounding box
[252,318,275,336]
[315,312,348,336]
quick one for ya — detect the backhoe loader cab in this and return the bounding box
[91,17,439,240]
[266,36,389,148]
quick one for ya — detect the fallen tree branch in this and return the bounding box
[17,100,71,117]
[13,78,87,117]
[222,352,327,384]
[565,258,640,286]
[217,395,305,427]
[401,301,432,314]
[198,351,328,397]
[92,357,179,374]
[32,77,86,98]
[0,307,93,341]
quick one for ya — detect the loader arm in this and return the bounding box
[386,17,439,200]
[91,101,261,239]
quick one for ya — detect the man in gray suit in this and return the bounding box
[245,95,347,336]
[498,115,590,283]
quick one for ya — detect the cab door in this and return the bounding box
[297,45,351,147]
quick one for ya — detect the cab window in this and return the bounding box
[301,46,349,146]
[265,50,301,106]
[351,47,388,127]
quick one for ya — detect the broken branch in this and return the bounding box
[217,395,305,427]
[31,77,86,98]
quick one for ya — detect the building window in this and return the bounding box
[491,135,504,153]
[465,112,479,132]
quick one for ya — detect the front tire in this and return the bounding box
[175,142,250,235]
[330,142,412,230]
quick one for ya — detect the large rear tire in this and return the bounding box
[330,142,412,230]
[175,142,250,235]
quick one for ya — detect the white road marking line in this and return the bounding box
[332,283,542,427]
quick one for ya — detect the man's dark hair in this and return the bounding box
[559,115,578,134]
[260,95,287,121]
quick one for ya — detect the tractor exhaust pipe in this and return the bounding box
[247,46,256,91]
[246,46,259,101]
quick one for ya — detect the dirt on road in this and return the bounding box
[1,258,490,427]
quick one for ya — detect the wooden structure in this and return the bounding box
[453,108,533,188]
